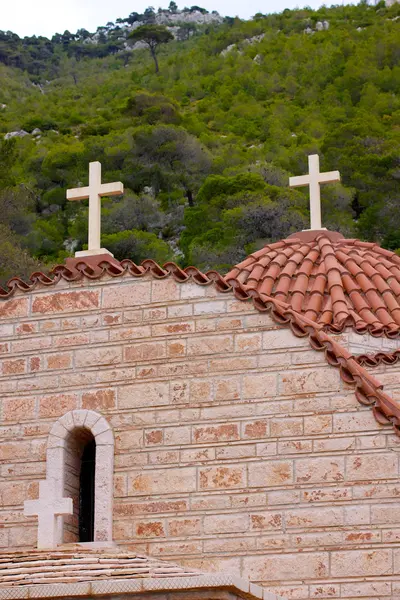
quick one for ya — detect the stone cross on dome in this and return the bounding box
[289,154,340,230]
[24,480,73,549]
[67,161,123,258]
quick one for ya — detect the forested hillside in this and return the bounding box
[0,1,399,282]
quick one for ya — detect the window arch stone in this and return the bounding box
[46,409,114,545]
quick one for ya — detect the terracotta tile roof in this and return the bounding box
[0,548,272,600]
[0,255,230,299]
[1,250,400,435]
[356,350,400,368]
[225,230,400,337]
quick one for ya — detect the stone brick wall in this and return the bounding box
[1,273,400,599]
[331,331,399,356]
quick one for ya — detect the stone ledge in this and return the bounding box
[0,575,284,600]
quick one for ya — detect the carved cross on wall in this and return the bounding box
[24,480,73,549]
[67,161,124,257]
[289,154,341,230]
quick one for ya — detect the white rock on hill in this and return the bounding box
[243,33,265,45]
[84,9,222,47]
[155,10,223,25]
[4,130,29,140]
[221,43,236,56]
[221,33,265,56]
[305,20,329,34]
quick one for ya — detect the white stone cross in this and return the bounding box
[67,161,123,257]
[289,154,340,230]
[24,480,73,549]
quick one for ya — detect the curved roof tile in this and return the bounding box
[225,230,400,337]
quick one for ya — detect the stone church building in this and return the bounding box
[1,211,400,599]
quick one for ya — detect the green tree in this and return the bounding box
[131,125,212,205]
[103,193,166,234]
[0,139,17,188]
[177,23,197,41]
[101,229,174,263]
[0,185,41,283]
[128,25,173,73]
[0,224,41,285]
[0,187,36,236]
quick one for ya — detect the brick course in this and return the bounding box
[1,274,400,599]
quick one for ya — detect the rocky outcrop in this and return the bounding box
[155,10,222,25]
[221,33,265,56]
[305,20,329,34]
[316,20,329,31]
[83,9,222,47]
[4,130,29,140]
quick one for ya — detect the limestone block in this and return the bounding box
[39,394,78,418]
[1,397,36,422]
[152,279,180,302]
[295,456,345,484]
[119,382,170,408]
[331,549,392,577]
[250,512,282,531]
[346,453,398,480]
[135,520,165,538]
[243,552,329,581]
[243,373,278,399]
[279,367,340,395]
[180,282,206,299]
[333,410,378,433]
[248,461,293,487]
[286,507,343,528]
[168,518,201,537]
[199,466,246,490]
[130,467,196,495]
[103,281,151,308]
[75,346,121,367]
[125,341,166,362]
[204,513,248,534]
[194,300,226,315]
[0,298,29,319]
[262,328,308,350]
[193,424,239,443]
[32,291,99,314]
[187,335,233,356]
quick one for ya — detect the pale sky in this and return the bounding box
[3,0,357,38]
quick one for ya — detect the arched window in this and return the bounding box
[80,436,96,542]
[46,409,114,545]
[63,427,96,543]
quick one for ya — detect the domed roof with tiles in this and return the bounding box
[224,229,400,337]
